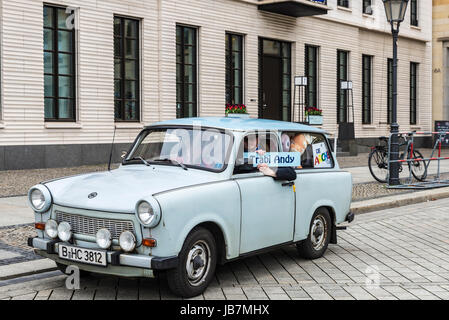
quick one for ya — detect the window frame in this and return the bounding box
[176,25,198,119]
[225,32,244,105]
[362,54,373,124]
[114,15,141,122]
[410,0,418,27]
[44,4,77,122]
[410,62,418,125]
[337,0,350,8]
[363,0,372,15]
[337,50,349,124]
[305,44,319,109]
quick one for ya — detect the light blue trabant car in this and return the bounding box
[28,117,353,297]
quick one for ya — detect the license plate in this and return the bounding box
[58,244,107,267]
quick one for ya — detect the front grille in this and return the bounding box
[55,211,135,240]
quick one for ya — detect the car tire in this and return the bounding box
[296,208,332,260]
[56,262,90,277]
[166,227,217,298]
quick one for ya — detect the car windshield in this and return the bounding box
[124,127,233,172]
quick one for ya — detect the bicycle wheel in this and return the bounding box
[368,148,389,183]
[409,150,427,181]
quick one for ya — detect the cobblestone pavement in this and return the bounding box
[0,225,41,266]
[1,198,449,300]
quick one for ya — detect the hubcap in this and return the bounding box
[186,240,211,286]
[311,216,327,250]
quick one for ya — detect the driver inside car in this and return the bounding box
[237,134,296,181]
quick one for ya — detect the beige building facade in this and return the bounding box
[0,0,432,170]
[433,0,449,124]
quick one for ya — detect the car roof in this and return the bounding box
[145,117,327,134]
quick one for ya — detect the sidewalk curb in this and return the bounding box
[0,259,57,281]
[351,186,449,214]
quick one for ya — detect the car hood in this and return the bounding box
[44,165,222,213]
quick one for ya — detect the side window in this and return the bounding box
[234,132,279,174]
[281,132,333,169]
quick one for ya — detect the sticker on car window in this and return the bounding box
[244,152,302,167]
[312,143,332,168]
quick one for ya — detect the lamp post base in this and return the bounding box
[389,123,401,186]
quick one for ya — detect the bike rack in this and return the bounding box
[386,131,449,189]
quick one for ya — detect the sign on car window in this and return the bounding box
[245,152,302,167]
[312,142,332,168]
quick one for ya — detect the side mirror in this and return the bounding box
[121,151,127,159]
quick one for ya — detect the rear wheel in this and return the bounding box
[368,148,388,183]
[296,208,332,260]
[409,150,427,181]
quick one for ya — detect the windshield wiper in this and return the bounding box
[126,156,151,166]
[152,158,188,171]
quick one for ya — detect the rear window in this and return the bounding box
[280,132,333,169]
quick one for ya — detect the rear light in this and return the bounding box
[35,223,45,230]
[143,238,157,247]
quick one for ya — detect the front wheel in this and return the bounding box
[166,227,217,298]
[296,208,332,260]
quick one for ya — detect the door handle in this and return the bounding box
[282,181,295,187]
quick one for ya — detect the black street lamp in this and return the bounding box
[382,0,409,186]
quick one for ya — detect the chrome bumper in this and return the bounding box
[28,237,178,271]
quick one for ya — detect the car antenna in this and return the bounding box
[108,126,117,172]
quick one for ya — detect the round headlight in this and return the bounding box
[30,189,45,211]
[58,221,72,242]
[135,199,161,228]
[137,201,154,225]
[28,185,52,213]
[96,228,112,249]
[119,231,136,252]
[45,219,58,239]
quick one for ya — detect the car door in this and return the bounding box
[234,131,296,254]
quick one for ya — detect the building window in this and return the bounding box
[387,58,393,124]
[337,50,349,123]
[363,0,372,14]
[305,45,319,109]
[362,55,372,124]
[114,16,140,122]
[281,42,292,122]
[44,5,76,121]
[176,25,197,118]
[338,0,349,8]
[411,0,418,26]
[225,33,243,105]
[410,62,418,125]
